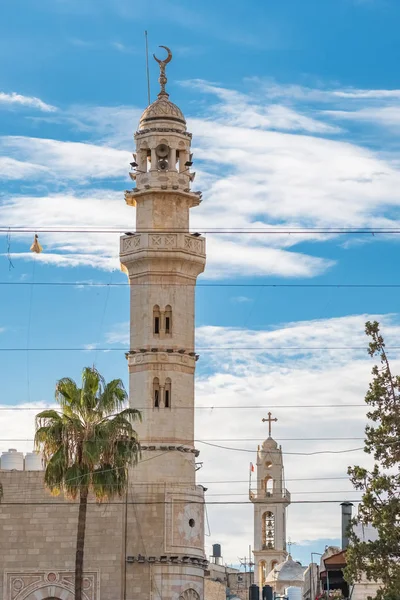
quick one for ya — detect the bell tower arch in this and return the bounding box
[250,414,290,588]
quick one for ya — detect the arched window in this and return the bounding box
[153,305,161,335]
[262,511,275,549]
[164,305,172,335]
[259,560,267,585]
[153,378,160,408]
[271,560,278,571]
[165,378,171,408]
[264,476,273,496]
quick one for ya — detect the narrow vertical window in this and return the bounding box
[165,305,172,334]
[153,305,161,335]
[165,378,171,408]
[153,378,160,408]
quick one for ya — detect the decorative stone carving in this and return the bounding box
[165,234,176,247]
[150,235,162,247]
[179,588,201,600]
[5,570,98,600]
[123,236,140,252]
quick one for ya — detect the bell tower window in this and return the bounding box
[165,305,172,334]
[165,378,171,408]
[153,378,160,408]
[262,511,275,550]
[264,476,273,496]
[153,305,161,335]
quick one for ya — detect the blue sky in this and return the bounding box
[1,0,400,567]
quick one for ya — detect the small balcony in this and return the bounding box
[249,488,291,503]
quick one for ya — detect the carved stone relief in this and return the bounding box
[5,571,98,600]
[179,588,201,600]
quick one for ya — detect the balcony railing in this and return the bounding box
[249,488,291,502]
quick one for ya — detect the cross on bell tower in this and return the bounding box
[262,412,277,438]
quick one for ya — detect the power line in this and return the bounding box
[2,226,400,234]
[0,347,396,351]
[0,499,361,505]
[197,440,371,456]
[1,281,400,288]
[0,437,365,442]
[0,404,366,410]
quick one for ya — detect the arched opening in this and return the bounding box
[153,377,160,408]
[165,378,171,408]
[164,305,172,335]
[271,560,278,571]
[262,511,275,549]
[153,305,161,335]
[264,475,273,496]
[265,460,272,468]
[259,560,267,585]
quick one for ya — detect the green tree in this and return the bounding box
[345,321,400,599]
[34,367,141,600]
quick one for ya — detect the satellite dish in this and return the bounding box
[156,144,169,158]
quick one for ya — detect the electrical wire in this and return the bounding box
[0,437,365,442]
[1,281,400,288]
[0,404,366,409]
[0,499,362,505]
[0,346,397,351]
[0,347,396,351]
[197,438,400,456]
[2,226,400,234]
[197,440,372,456]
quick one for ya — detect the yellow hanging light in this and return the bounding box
[30,234,43,254]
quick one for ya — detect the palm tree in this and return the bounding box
[34,367,141,600]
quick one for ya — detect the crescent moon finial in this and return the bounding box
[153,45,173,97]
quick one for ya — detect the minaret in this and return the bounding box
[120,47,206,600]
[250,413,290,589]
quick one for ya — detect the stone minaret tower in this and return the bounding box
[120,47,206,600]
[250,413,290,588]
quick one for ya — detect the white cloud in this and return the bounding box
[184,80,340,134]
[0,136,130,182]
[0,92,56,112]
[326,106,400,128]
[0,156,49,180]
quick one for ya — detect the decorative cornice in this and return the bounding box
[126,348,199,360]
[126,554,208,569]
[140,443,200,457]
[136,128,192,137]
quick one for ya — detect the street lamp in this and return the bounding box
[310,552,323,600]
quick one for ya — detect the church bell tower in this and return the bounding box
[120,47,206,600]
[250,413,290,588]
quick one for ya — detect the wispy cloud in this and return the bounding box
[111,42,139,54]
[0,136,130,182]
[0,92,56,112]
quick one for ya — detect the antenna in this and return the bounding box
[144,30,151,105]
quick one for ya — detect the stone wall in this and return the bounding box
[0,471,205,600]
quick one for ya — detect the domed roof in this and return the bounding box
[138,94,186,130]
[265,556,306,584]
